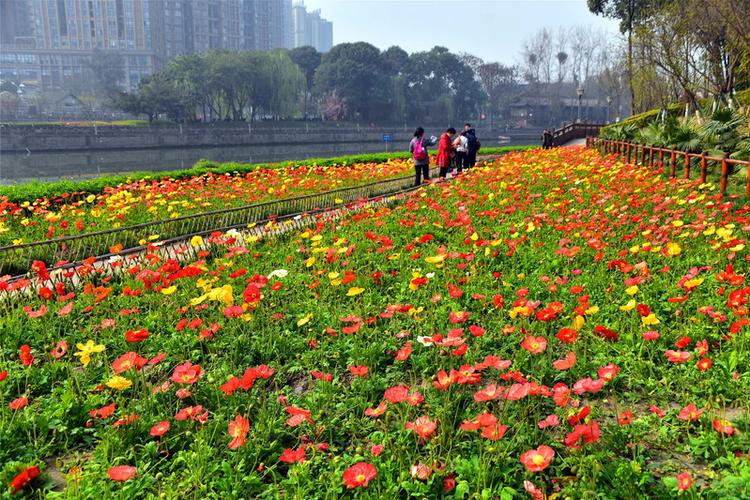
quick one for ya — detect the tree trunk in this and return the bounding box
[626,0,636,115]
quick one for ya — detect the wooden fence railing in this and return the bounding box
[587,137,750,198]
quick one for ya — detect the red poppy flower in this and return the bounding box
[597,363,619,382]
[384,385,410,403]
[552,352,576,370]
[473,383,503,402]
[112,351,148,374]
[370,444,384,456]
[150,420,171,437]
[538,414,559,429]
[520,445,555,472]
[285,405,314,426]
[9,396,29,411]
[107,465,137,481]
[564,421,600,448]
[677,471,693,490]
[279,447,307,463]
[349,365,369,376]
[342,462,377,489]
[552,385,570,408]
[406,415,437,439]
[594,325,619,341]
[713,419,735,435]
[395,341,412,361]
[678,404,703,422]
[171,362,203,385]
[89,403,116,419]
[10,465,40,493]
[228,415,250,449]
[19,344,34,367]
[223,305,245,318]
[51,340,68,359]
[364,402,387,417]
[521,336,547,354]
[556,328,577,344]
[449,310,470,324]
[125,328,150,343]
[642,330,660,341]
[481,422,508,441]
[618,411,634,426]
[696,358,712,371]
[665,350,691,363]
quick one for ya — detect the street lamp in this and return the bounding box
[576,88,584,123]
[606,95,612,123]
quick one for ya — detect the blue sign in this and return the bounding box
[382,134,392,142]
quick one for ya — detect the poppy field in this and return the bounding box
[0,157,417,247]
[1,147,749,498]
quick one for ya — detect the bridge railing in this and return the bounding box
[587,137,750,198]
[551,122,605,146]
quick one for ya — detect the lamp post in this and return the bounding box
[606,95,612,123]
[576,88,584,123]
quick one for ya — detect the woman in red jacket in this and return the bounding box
[436,127,456,179]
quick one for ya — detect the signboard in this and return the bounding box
[382,134,392,142]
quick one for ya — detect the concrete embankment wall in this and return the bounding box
[0,123,537,153]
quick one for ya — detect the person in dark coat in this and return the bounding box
[464,123,480,167]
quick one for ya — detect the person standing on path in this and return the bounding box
[453,131,469,175]
[409,127,436,186]
[437,127,456,179]
[464,123,480,168]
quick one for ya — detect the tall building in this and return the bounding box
[0,0,155,90]
[292,2,332,53]
[245,0,292,51]
[1,0,35,48]
[0,0,328,93]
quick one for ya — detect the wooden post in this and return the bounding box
[700,154,707,184]
[627,143,632,164]
[649,145,654,168]
[684,153,690,179]
[746,156,750,198]
[720,156,728,195]
[670,151,676,177]
[659,150,664,169]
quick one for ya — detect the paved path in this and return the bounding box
[563,138,587,146]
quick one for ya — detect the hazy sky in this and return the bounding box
[302,0,622,64]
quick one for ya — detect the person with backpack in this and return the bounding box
[464,123,481,168]
[409,127,436,186]
[436,127,456,179]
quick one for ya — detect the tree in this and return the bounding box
[405,47,484,123]
[288,46,321,116]
[588,0,666,114]
[86,49,126,98]
[382,46,410,75]
[314,42,391,121]
[476,63,518,122]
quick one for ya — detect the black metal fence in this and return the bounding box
[0,167,439,278]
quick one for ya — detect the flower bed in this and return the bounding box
[1,147,749,497]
